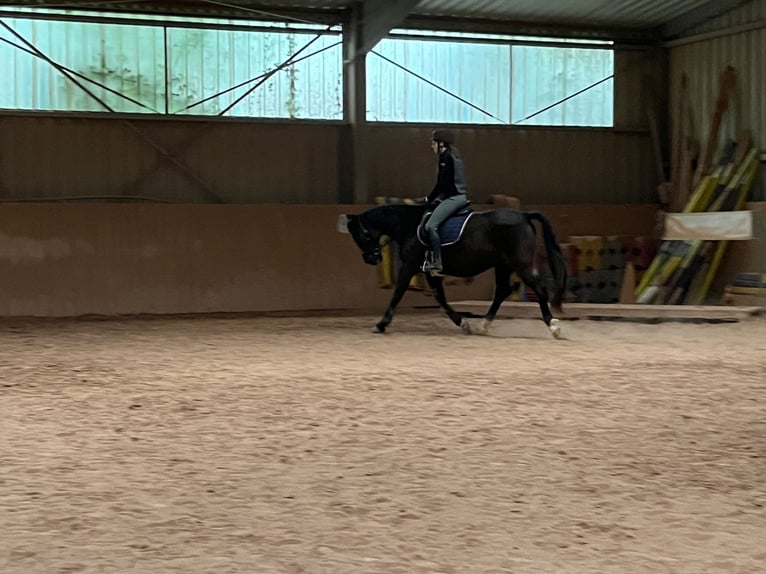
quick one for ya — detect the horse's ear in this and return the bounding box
[337,214,351,234]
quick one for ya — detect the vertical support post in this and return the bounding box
[339,2,368,204]
[163,26,170,115]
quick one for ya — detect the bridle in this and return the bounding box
[357,216,389,261]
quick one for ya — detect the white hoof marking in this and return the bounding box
[549,318,562,339]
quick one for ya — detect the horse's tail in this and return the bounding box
[525,212,567,313]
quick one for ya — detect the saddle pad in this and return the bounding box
[418,212,474,247]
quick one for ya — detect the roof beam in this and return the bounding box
[660,0,751,39]
[358,0,421,55]
[402,14,659,45]
[1,1,345,26]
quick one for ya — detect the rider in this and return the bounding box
[422,128,469,273]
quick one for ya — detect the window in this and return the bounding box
[512,45,613,126]
[367,32,614,127]
[0,10,343,118]
[0,11,614,126]
[367,37,511,124]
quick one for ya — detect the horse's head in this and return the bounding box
[343,214,384,266]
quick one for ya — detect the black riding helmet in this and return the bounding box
[432,129,455,145]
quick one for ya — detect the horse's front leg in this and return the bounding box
[424,274,466,328]
[373,263,419,333]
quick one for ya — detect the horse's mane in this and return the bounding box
[363,203,426,232]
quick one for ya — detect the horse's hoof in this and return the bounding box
[372,324,386,334]
[549,318,562,339]
[461,320,472,335]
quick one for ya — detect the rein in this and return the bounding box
[358,215,391,249]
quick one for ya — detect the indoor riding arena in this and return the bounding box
[1,2,765,574]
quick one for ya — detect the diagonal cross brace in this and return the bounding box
[119,122,224,203]
[118,28,340,201]
[1,18,224,202]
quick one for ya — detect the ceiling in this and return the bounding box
[417,0,732,30]
[0,0,753,41]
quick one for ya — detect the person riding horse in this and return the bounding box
[422,129,469,273]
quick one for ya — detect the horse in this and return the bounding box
[339,203,567,338]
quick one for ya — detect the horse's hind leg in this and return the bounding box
[467,267,514,335]
[518,267,562,339]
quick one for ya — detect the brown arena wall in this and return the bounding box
[0,114,658,206]
[4,202,758,318]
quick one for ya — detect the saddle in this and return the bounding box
[417,203,474,247]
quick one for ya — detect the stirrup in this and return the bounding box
[422,251,432,271]
[421,254,443,273]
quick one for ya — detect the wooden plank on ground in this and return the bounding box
[721,291,766,307]
[453,300,764,321]
[725,286,766,296]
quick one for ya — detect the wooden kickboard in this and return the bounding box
[721,291,766,307]
[453,300,764,322]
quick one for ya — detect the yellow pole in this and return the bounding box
[688,155,759,304]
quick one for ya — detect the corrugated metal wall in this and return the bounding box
[0,112,656,204]
[364,124,654,204]
[0,41,658,204]
[362,48,657,205]
[0,115,340,203]
[668,0,766,199]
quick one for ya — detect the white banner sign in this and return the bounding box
[663,211,753,241]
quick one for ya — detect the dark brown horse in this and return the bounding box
[341,204,566,337]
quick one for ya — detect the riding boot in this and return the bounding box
[423,228,443,272]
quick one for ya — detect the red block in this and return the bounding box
[626,236,659,270]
